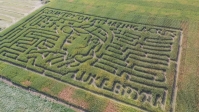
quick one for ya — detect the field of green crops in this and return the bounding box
[0,80,74,112]
[0,0,43,31]
[0,0,199,112]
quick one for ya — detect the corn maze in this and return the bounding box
[0,7,182,111]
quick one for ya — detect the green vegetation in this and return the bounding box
[0,4,180,111]
[0,0,43,31]
[0,0,199,112]
[0,81,74,112]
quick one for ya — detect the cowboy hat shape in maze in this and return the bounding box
[0,7,182,111]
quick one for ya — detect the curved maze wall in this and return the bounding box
[0,7,182,111]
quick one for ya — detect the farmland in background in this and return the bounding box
[0,0,199,112]
[0,0,43,31]
[0,81,74,112]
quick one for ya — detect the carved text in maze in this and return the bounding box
[0,7,181,111]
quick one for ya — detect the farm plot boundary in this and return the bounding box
[0,6,183,112]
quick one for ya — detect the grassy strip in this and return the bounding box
[60,0,199,21]
[176,21,199,112]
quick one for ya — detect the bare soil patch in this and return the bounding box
[68,0,74,2]
[104,101,118,112]
[21,80,32,87]
[58,87,89,109]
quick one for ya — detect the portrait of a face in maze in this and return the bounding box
[24,17,112,75]
[62,23,105,60]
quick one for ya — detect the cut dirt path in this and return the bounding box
[170,31,184,112]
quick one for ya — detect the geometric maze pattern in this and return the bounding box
[0,7,181,111]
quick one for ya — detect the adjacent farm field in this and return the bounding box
[0,0,43,31]
[0,80,74,112]
[0,0,199,112]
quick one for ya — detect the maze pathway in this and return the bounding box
[0,7,182,111]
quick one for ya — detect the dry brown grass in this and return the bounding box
[42,87,51,93]
[21,80,32,87]
[104,101,118,112]
[68,0,74,2]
